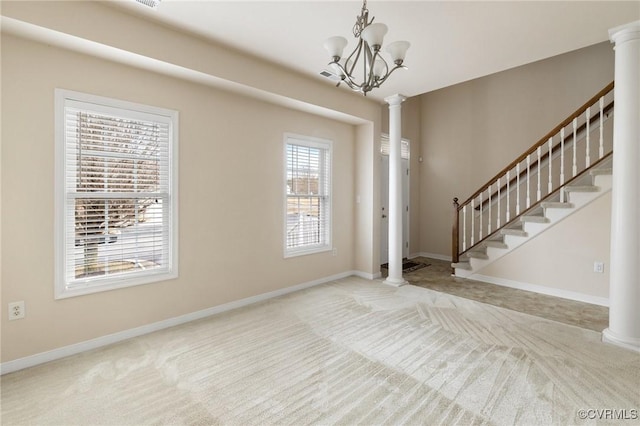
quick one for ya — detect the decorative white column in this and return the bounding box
[383,94,408,287]
[604,20,640,352]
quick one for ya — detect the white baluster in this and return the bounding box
[516,164,520,215]
[526,155,531,208]
[479,192,483,240]
[548,137,553,193]
[560,128,565,203]
[506,170,511,222]
[488,183,492,234]
[536,146,542,201]
[586,106,591,168]
[462,205,467,251]
[599,96,604,159]
[572,118,578,177]
[471,198,475,246]
[497,177,501,228]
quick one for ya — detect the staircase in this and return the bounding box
[452,82,614,277]
[453,157,612,276]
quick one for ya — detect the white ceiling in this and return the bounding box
[113,1,639,101]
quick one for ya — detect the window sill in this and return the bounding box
[284,246,332,259]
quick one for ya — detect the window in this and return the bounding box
[55,89,178,298]
[284,135,332,257]
[380,134,410,159]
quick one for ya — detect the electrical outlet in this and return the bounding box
[8,301,25,320]
[594,262,605,273]
[332,248,338,256]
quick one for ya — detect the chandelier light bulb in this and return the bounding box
[323,36,348,61]
[373,59,386,79]
[360,23,388,50]
[386,41,411,64]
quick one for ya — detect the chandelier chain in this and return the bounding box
[352,0,372,38]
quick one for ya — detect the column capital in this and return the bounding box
[609,20,640,45]
[384,94,407,106]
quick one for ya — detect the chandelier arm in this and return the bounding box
[365,48,377,91]
[346,76,363,91]
[344,39,363,76]
[374,64,408,87]
[367,49,388,90]
[381,57,390,82]
[362,45,371,90]
[329,61,361,90]
[341,77,360,92]
[327,61,360,90]
[328,61,347,75]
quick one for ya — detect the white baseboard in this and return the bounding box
[602,328,640,352]
[472,274,609,307]
[413,252,452,262]
[353,270,381,280]
[0,270,357,375]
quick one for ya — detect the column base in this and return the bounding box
[383,277,408,287]
[602,328,640,352]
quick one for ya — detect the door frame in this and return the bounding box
[380,134,410,265]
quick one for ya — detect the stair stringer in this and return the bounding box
[455,173,612,278]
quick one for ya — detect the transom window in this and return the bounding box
[55,89,178,298]
[380,134,410,159]
[284,135,332,257]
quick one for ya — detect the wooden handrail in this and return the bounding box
[474,99,614,211]
[458,81,614,209]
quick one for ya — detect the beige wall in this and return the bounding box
[0,34,361,362]
[1,0,390,364]
[354,121,381,275]
[479,192,611,302]
[418,42,615,258]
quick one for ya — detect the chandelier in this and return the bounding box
[322,0,410,96]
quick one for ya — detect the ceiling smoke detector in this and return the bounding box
[134,0,161,9]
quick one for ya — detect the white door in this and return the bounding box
[380,156,390,264]
[380,155,409,265]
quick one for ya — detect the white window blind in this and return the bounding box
[284,135,332,257]
[381,134,410,159]
[55,90,178,298]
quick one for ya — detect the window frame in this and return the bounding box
[283,133,333,258]
[54,89,179,299]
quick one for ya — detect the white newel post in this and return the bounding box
[384,94,408,287]
[604,20,640,352]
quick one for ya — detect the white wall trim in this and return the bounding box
[412,252,452,262]
[1,270,361,375]
[353,270,382,280]
[472,274,609,307]
[602,328,640,353]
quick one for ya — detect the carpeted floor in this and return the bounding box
[1,277,639,425]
